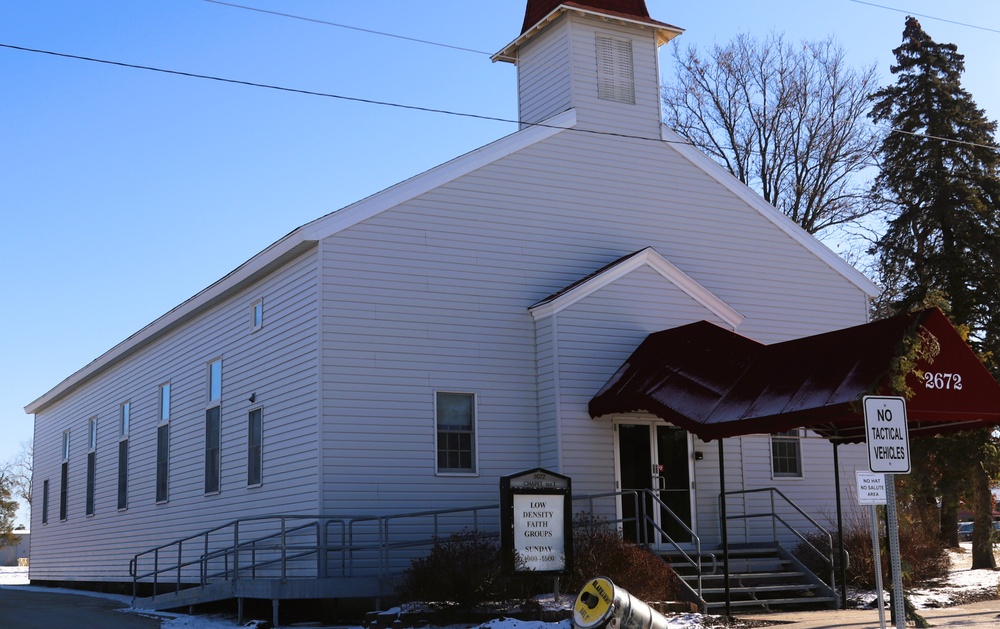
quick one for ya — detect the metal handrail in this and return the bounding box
[639,488,716,599]
[720,487,836,590]
[131,492,702,605]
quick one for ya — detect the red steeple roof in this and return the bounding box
[521,0,653,34]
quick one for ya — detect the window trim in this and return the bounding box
[770,430,804,479]
[434,391,479,476]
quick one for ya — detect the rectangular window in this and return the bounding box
[87,417,97,516]
[118,401,129,510]
[247,408,262,486]
[59,431,70,521]
[435,392,477,473]
[771,430,803,478]
[41,480,49,525]
[86,451,96,516]
[596,34,635,104]
[159,383,171,422]
[59,461,68,521]
[205,406,221,493]
[156,425,170,503]
[208,359,222,403]
[250,298,264,332]
[120,401,130,438]
[117,440,129,510]
[156,383,171,503]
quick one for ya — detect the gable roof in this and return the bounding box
[529,247,745,329]
[589,308,1000,443]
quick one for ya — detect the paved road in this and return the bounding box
[0,587,163,629]
[742,598,1000,628]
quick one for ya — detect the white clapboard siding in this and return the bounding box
[517,15,573,126]
[30,251,321,582]
[313,114,869,521]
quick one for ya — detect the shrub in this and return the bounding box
[397,529,518,607]
[793,508,949,589]
[397,515,682,608]
[567,513,681,602]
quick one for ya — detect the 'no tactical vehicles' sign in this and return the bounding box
[863,396,911,474]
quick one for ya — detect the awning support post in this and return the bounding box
[833,441,847,609]
[718,438,731,617]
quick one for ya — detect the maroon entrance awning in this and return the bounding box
[589,308,1000,442]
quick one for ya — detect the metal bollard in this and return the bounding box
[573,577,669,629]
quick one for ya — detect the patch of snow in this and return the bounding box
[0,566,29,585]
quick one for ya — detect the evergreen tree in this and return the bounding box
[869,17,1000,569]
[0,471,17,548]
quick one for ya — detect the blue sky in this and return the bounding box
[3,0,999,527]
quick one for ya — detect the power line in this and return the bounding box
[847,0,1000,35]
[202,0,494,56]
[0,42,691,146]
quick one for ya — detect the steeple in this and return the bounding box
[494,1,683,139]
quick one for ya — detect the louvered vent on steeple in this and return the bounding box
[596,34,635,104]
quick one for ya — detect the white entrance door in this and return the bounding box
[615,422,695,548]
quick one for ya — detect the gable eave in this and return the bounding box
[492,4,683,64]
[528,247,745,329]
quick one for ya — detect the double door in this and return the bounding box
[616,423,694,548]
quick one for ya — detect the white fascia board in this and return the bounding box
[25,110,579,416]
[660,124,881,299]
[529,247,745,329]
[300,109,577,240]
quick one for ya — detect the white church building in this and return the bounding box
[27,0,931,616]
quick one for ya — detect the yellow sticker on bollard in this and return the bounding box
[573,577,615,629]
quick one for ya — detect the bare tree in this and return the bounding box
[9,440,31,509]
[663,33,883,239]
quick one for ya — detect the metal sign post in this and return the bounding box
[863,396,910,629]
[857,471,887,629]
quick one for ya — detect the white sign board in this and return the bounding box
[856,471,887,505]
[512,493,566,571]
[863,396,911,474]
